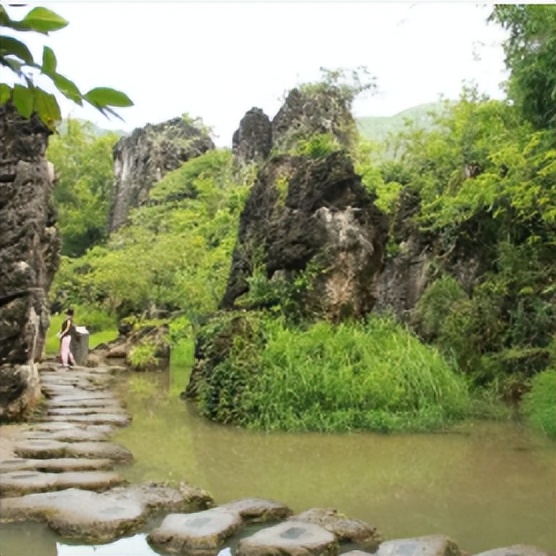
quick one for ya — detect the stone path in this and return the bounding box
[0,362,551,556]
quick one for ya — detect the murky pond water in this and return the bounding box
[0,367,554,556]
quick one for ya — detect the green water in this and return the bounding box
[0,368,554,556]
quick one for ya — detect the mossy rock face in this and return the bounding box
[184,311,262,405]
[219,150,388,322]
[272,86,356,153]
[110,117,215,232]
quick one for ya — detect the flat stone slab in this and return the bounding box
[14,439,133,462]
[220,498,292,522]
[30,422,115,435]
[21,428,109,442]
[0,457,114,473]
[342,552,374,556]
[237,520,339,556]
[46,392,117,403]
[0,483,213,542]
[46,406,127,416]
[474,546,551,556]
[148,508,243,554]
[0,470,125,496]
[290,508,382,550]
[46,398,123,408]
[377,535,461,556]
[38,413,130,426]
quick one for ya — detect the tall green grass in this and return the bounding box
[198,314,470,433]
[521,369,556,438]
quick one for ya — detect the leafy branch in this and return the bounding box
[0,3,132,128]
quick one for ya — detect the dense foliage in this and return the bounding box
[51,149,252,321]
[47,120,119,256]
[47,7,555,435]
[196,312,469,432]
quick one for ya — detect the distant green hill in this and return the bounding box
[356,102,449,143]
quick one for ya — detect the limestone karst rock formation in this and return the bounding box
[109,117,215,232]
[0,104,60,420]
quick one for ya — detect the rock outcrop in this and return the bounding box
[0,104,60,421]
[272,86,356,152]
[232,107,272,165]
[220,151,388,321]
[109,117,214,232]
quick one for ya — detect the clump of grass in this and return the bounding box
[521,369,556,438]
[197,314,470,433]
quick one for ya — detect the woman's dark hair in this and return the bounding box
[66,308,74,316]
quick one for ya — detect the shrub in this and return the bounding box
[196,313,470,432]
[521,369,556,437]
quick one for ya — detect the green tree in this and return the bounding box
[0,3,132,128]
[489,5,556,131]
[47,119,119,256]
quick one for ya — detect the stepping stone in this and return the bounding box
[377,535,461,556]
[46,406,127,417]
[0,457,114,473]
[30,422,115,435]
[0,483,213,542]
[343,552,374,556]
[148,508,243,554]
[38,413,130,426]
[48,392,117,403]
[237,520,339,556]
[46,398,123,408]
[14,439,133,462]
[220,497,292,522]
[474,546,551,556]
[0,470,125,496]
[290,508,382,550]
[21,428,109,442]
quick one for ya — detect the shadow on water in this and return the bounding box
[0,366,554,556]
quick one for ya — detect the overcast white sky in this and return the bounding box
[6,2,510,146]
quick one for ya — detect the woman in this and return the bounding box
[59,308,77,369]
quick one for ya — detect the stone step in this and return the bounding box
[37,413,130,427]
[0,457,114,473]
[0,483,212,542]
[14,439,134,462]
[148,508,244,554]
[0,470,125,497]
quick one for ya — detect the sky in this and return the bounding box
[6,2,510,146]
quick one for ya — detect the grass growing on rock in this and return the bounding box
[197,313,470,433]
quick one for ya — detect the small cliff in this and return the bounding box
[220,151,388,320]
[0,104,60,420]
[109,117,215,232]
